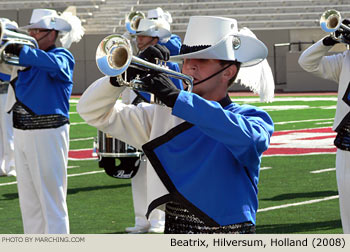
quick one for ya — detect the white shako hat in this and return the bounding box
[147,7,173,24]
[20,8,85,49]
[136,18,171,43]
[21,9,71,31]
[170,16,268,67]
[147,7,164,19]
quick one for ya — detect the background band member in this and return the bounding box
[3,8,84,234]
[0,18,17,177]
[78,16,274,233]
[298,19,350,234]
[146,7,181,56]
[121,8,183,233]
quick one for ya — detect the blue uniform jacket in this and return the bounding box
[0,72,11,81]
[15,45,74,118]
[143,92,274,226]
[159,34,182,56]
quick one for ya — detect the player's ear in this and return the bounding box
[223,64,237,80]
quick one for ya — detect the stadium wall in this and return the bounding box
[0,9,342,94]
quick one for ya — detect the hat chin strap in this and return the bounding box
[193,62,235,86]
[36,30,53,43]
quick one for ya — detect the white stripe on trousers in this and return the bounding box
[0,93,15,175]
[14,124,70,234]
[336,149,350,234]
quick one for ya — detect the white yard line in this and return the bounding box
[319,106,337,110]
[67,170,105,177]
[233,97,337,102]
[315,121,333,125]
[310,168,336,174]
[274,118,333,125]
[70,122,87,126]
[67,166,80,169]
[264,152,336,157]
[0,170,105,187]
[0,181,17,187]
[258,195,339,212]
[260,105,310,111]
[261,105,336,111]
[70,137,94,142]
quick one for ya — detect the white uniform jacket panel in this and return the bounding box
[0,63,13,76]
[298,39,350,130]
[77,76,184,205]
[0,64,22,114]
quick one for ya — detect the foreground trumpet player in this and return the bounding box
[78,16,274,233]
[298,10,350,234]
[0,18,17,178]
[2,8,84,234]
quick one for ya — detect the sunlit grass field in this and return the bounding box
[0,94,342,234]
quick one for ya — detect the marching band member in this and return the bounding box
[78,16,274,233]
[298,14,350,234]
[122,8,183,234]
[0,18,17,177]
[3,8,84,234]
[147,7,181,56]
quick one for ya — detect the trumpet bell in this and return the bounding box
[0,20,38,65]
[320,9,341,33]
[95,33,193,94]
[96,34,133,76]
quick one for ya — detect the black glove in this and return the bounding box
[110,44,170,87]
[138,44,170,64]
[140,73,180,108]
[125,66,147,82]
[342,18,350,27]
[109,76,120,87]
[325,19,350,46]
[322,35,339,46]
[4,44,23,56]
[110,67,149,87]
[126,45,170,80]
[337,19,350,45]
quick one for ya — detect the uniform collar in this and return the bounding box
[218,94,232,108]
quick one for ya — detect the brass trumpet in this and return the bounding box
[0,20,38,65]
[125,11,146,34]
[320,9,350,44]
[96,34,193,93]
